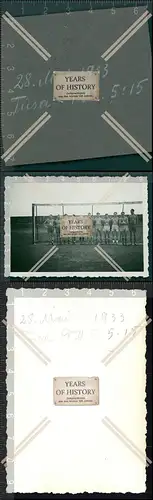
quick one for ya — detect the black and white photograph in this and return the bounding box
[5,176,149,278]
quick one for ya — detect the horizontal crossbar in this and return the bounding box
[32,201,142,207]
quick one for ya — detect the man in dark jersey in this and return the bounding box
[128,209,137,245]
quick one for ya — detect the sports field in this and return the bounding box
[11,219,143,273]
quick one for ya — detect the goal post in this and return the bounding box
[32,203,65,243]
[32,201,143,244]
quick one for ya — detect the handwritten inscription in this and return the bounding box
[13,70,53,90]
[4,57,148,113]
[17,308,138,347]
[110,79,149,101]
[19,311,125,325]
[19,311,71,324]
[11,66,108,92]
[19,327,130,344]
[7,78,149,115]
[10,63,148,99]
[10,96,51,114]
[95,312,124,323]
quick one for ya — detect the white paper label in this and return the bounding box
[53,376,99,405]
[53,71,100,101]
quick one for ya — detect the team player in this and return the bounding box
[61,214,68,244]
[119,211,129,245]
[54,214,60,243]
[128,209,137,245]
[72,214,77,244]
[95,212,102,243]
[103,213,111,244]
[111,212,119,244]
[44,214,54,244]
[87,212,92,244]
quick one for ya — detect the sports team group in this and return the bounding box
[43,209,138,245]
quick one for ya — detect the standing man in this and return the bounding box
[72,214,76,244]
[87,212,92,244]
[119,211,129,245]
[44,214,54,244]
[55,214,60,244]
[111,212,119,244]
[128,208,137,245]
[103,213,111,244]
[95,212,102,244]
[61,214,68,244]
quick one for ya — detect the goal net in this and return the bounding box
[32,202,143,244]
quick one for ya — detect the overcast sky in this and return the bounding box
[8,179,146,216]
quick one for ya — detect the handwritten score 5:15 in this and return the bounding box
[110,78,149,102]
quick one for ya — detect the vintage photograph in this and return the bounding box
[5,176,149,278]
[7,287,147,493]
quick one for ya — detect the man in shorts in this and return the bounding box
[128,209,137,245]
[54,214,60,244]
[95,212,102,243]
[61,214,68,244]
[111,212,119,244]
[44,214,54,244]
[87,212,92,244]
[103,213,111,244]
[119,211,129,245]
[71,214,77,244]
